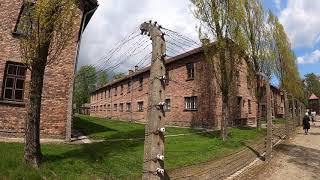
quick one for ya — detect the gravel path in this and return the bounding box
[238,116,320,180]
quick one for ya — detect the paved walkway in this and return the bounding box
[238,116,320,180]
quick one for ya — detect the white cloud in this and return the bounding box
[78,0,200,73]
[279,0,320,48]
[297,49,320,64]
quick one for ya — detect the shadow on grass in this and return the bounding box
[43,129,145,162]
[73,116,117,136]
[236,126,256,130]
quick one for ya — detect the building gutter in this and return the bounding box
[65,6,98,142]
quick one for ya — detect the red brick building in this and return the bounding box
[0,0,98,138]
[271,85,285,118]
[90,47,258,128]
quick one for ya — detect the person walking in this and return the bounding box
[303,112,311,135]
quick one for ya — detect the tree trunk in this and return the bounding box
[24,44,49,167]
[256,75,262,129]
[221,98,228,141]
[284,91,290,139]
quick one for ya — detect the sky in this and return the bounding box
[78,0,320,78]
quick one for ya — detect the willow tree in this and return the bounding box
[268,12,304,101]
[191,0,244,140]
[19,0,78,167]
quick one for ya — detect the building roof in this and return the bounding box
[309,93,319,100]
[92,46,204,93]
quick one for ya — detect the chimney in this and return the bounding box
[128,70,134,75]
[134,65,139,72]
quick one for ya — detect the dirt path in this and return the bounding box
[238,116,320,180]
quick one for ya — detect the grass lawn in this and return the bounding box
[0,115,266,179]
[273,118,286,125]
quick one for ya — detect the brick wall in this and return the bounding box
[0,0,83,138]
[90,49,258,128]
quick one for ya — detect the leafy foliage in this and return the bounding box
[304,73,320,98]
[97,70,109,88]
[268,12,304,101]
[18,0,79,166]
[112,72,126,80]
[191,0,245,140]
[74,65,97,111]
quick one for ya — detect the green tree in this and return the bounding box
[268,12,304,101]
[191,0,243,140]
[112,72,126,80]
[304,73,320,97]
[97,70,109,88]
[239,0,274,129]
[74,65,97,112]
[19,0,78,166]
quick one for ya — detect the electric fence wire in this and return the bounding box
[80,35,152,80]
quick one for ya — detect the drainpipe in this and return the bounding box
[66,6,98,142]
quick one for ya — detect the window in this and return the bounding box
[105,90,107,99]
[119,103,124,112]
[101,92,103,99]
[237,96,242,108]
[165,70,170,85]
[104,104,106,111]
[248,100,252,114]
[128,81,132,92]
[120,84,124,95]
[2,62,27,102]
[100,105,102,111]
[107,104,111,111]
[114,104,117,111]
[126,102,131,112]
[139,77,143,90]
[108,89,111,98]
[13,2,34,36]
[185,96,197,110]
[236,71,240,86]
[186,63,194,80]
[114,87,117,96]
[138,101,144,112]
[247,75,251,89]
[164,99,171,111]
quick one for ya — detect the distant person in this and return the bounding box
[311,111,316,125]
[303,112,311,135]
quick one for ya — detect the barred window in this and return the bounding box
[137,101,143,112]
[128,81,132,92]
[186,63,194,80]
[13,2,35,36]
[2,62,27,102]
[139,77,143,90]
[126,102,131,112]
[119,103,124,112]
[164,99,171,111]
[185,96,197,110]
